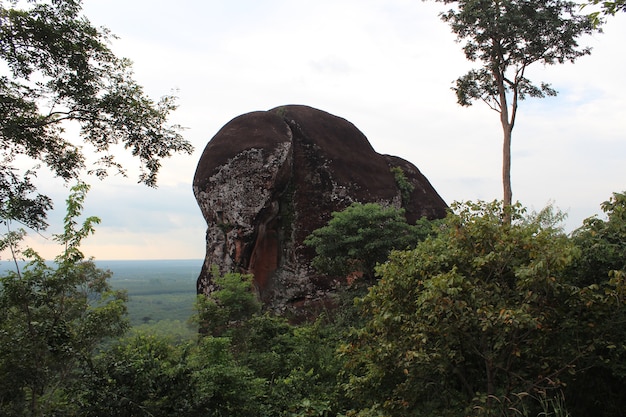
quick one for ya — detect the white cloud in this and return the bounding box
[6,0,623,260]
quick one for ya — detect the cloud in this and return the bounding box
[6,0,623,260]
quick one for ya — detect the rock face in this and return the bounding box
[193,105,447,315]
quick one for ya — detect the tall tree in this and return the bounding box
[0,0,193,230]
[434,0,595,216]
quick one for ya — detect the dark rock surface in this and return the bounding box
[193,104,447,316]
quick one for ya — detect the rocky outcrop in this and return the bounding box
[193,105,447,316]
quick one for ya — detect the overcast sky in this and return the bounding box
[10,0,626,261]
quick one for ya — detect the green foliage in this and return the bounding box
[0,183,128,417]
[69,195,626,417]
[342,200,623,416]
[390,166,414,207]
[189,336,266,416]
[439,0,595,108]
[3,187,625,417]
[233,313,297,380]
[239,314,349,417]
[0,0,192,230]
[76,333,193,417]
[569,191,626,286]
[562,191,626,416]
[304,203,436,280]
[585,0,626,26]
[0,167,53,231]
[79,333,264,417]
[193,267,352,416]
[194,265,261,336]
[434,0,596,208]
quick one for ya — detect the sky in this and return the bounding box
[7,0,626,261]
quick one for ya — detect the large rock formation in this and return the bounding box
[193,105,447,315]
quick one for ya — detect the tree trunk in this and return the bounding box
[496,68,513,224]
[502,126,512,209]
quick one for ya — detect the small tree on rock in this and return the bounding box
[304,203,436,281]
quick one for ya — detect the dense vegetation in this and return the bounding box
[1,1,624,416]
[2,189,625,416]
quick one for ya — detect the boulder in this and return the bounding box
[193,105,447,316]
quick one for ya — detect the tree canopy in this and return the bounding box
[0,0,192,230]
[569,191,626,286]
[304,202,436,281]
[434,0,596,212]
[342,200,626,416]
